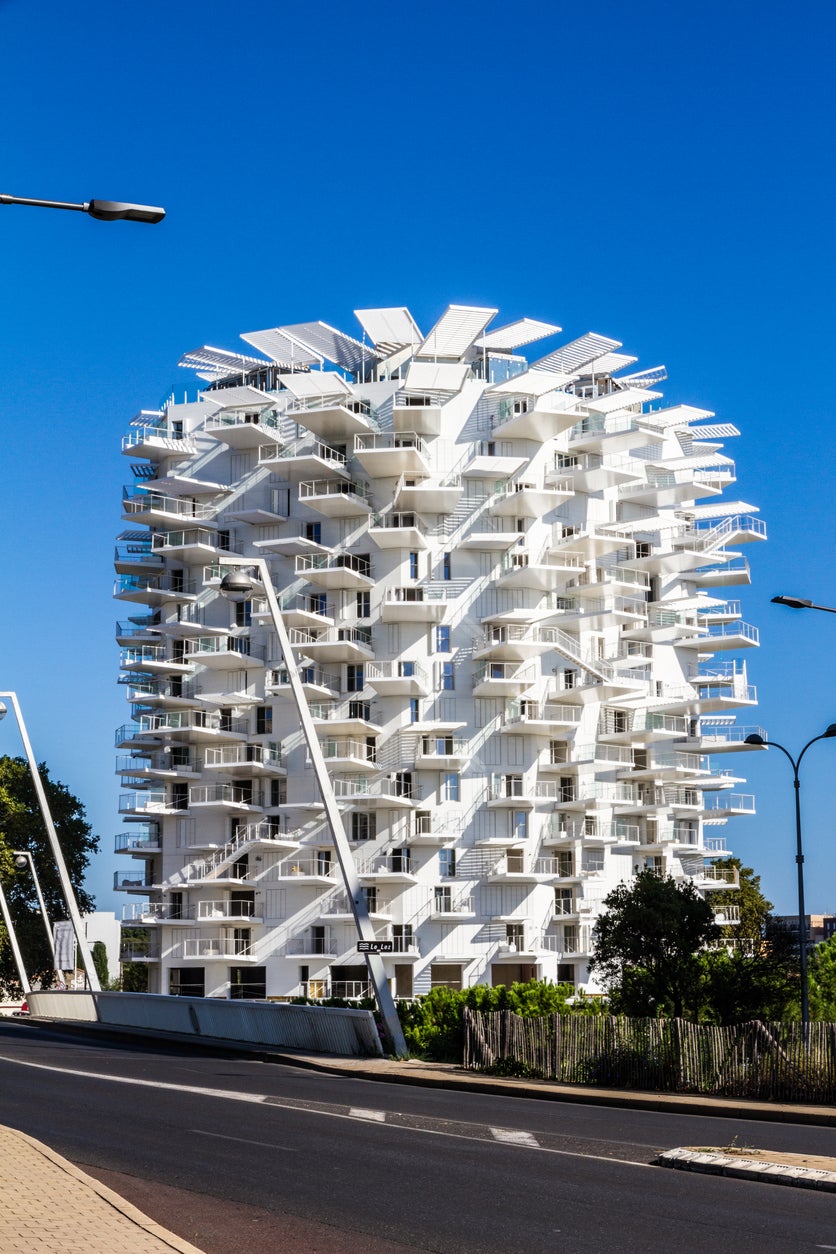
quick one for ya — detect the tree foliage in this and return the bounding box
[809,936,836,1021]
[589,871,719,1019]
[0,755,98,993]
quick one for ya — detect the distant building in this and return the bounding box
[774,914,836,946]
[113,303,764,1000]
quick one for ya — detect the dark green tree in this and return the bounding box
[589,871,719,1019]
[0,756,98,993]
[807,936,836,1021]
[91,940,109,987]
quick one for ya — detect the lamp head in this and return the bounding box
[13,854,27,869]
[772,595,814,610]
[824,724,836,739]
[86,199,165,224]
[219,571,255,601]
[744,733,766,746]
[0,701,6,721]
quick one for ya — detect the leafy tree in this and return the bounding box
[589,871,719,1019]
[808,936,836,1020]
[91,940,109,987]
[0,756,98,993]
[707,857,773,940]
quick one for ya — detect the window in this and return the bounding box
[169,968,204,997]
[362,886,378,913]
[346,664,364,692]
[348,699,371,721]
[434,886,452,912]
[235,599,252,628]
[511,810,528,842]
[409,697,420,724]
[393,924,414,952]
[350,812,376,842]
[305,521,322,544]
[435,625,451,652]
[442,772,460,803]
[217,529,231,552]
[268,778,286,807]
[256,705,273,735]
[400,660,416,678]
[316,850,332,876]
[230,966,266,999]
[555,888,573,916]
[440,661,455,691]
[394,771,413,799]
[442,552,451,580]
[439,848,456,878]
[409,551,419,580]
[356,590,371,618]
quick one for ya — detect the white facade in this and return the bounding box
[114,304,764,1001]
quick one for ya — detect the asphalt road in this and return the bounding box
[0,1022,834,1254]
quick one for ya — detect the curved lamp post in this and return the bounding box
[0,192,165,224]
[14,850,63,986]
[772,596,836,615]
[218,562,407,1056]
[0,694,100,991]
[744,726,836,1025]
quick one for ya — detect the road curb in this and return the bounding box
[655,1146,836,1191]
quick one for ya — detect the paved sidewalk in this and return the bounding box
[0,1124,202,1253]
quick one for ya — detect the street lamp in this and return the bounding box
[744,725,836,1025]
[218,561,408,1057]
[0,192,165,223]
[13,850,63,986]
[0,882,30,996]
[0,694,100,991]
[772,596,836,614]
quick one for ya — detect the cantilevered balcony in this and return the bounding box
[114,868,158,892]
[287,395,377,441]
[550,451,644,494]
[137,710,249,743]
[500,700,582,735]
[310,700,382,736]
[113,540,164,577]
[541,816,639,846]
[365,660,430,697]
[114,825,161,855]
[295,552,373,590]
[678,620,760,651]
[115,752,201,783]
[461,517,523,551]
[407,810,465,844]
[488,478,574,518]
[472,661,537,698]
[194,898,261,923]
[267,664,342,701]
[119,646,193,676]
[189,784,264,814]
[152,527,238,563]
[353,432,431,478]
[428,888,476,920]
[184,636,265,670]
[276,859,340,887]
[393,475,463,515]
[319,738,379,772]
[687,721,768,753]
[473,624,561,661]
[703,793,756,818]
[381,586,454,623]
[121,418,197,461]
[368,512,430,550]
[202,745,285,777]
[567,410,667,454]
[497,547,584,592]
[490,393,583,442]
[203,408,283,449]
[414,736,470,769]
[359,853,418,886]
[122,488,217,526]
[287,625,374,664]
[179,935,256,961]
[298,478,372,517]
[487,775,534,808]
[391,391,444,437]
[332,776,419,808]
[118,789,188,818]
[268,591,334,629]
[259,437,349,481]
[114,574,197,606]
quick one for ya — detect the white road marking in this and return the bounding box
[491,1127,540,1148]
[192,1129,297,1150]
[350,1107,386,1122]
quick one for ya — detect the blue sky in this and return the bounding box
[1,0,835,916]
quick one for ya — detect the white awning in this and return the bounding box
[689,423,740,440]
[204,385,276,411]
[644,404,715,428]
[417,304,498,359]
[531,332,622,374]
[583,352,638,375]
[178,345,271,382]
[277,371,352,399]
[585,387,663,414]
[475,318,561,351]
[488,369,577,397]
[354,307,422,353]
[241,327,322,368]
[402,361,469,393]
[679,501,759,520]
[619,365,668,388]
[282,321,378,373]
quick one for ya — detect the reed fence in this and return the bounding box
[463,1009,836,1102]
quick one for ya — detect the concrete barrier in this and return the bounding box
[27,990,383,1057]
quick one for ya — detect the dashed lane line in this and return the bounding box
[0,1052,655,1168]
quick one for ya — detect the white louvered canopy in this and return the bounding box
[354,307,422,354]
[403,361,469,393]
[282,321,378,373]
[582,352,638,375]
[585,387,663,414]
[644,404,715,428]
[241,327,322,368]
[680,501,760,519]
[619,366,668,388]
[488,369,577,397]
[178,345,271,382]
[689,423,740,439]
[204,386,276,411]
[475,318,561,351]
[278,371,352,399]
[417,304,498,359]
[531,332,622,374]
